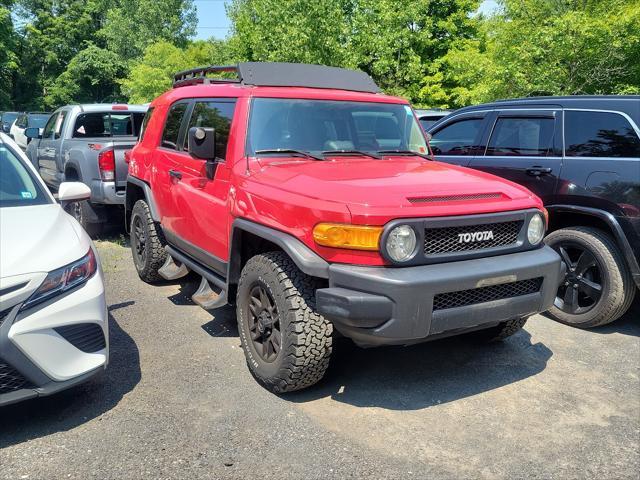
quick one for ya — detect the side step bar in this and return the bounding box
[158,254,189,281]
[165,246,228,310]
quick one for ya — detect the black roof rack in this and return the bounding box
[173,62,381,93]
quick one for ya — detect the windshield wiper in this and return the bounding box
[255,149,324,161]
[322,149,381,159]
[377,149,431,160]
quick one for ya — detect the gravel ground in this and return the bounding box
[1,237,639,479]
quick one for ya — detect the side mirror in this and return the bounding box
[58,182,91,204]
[24,127,41,139]
[187,127,217,180]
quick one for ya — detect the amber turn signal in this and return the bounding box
[313,223,383,251]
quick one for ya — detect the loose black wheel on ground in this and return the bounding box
[236,251,333,393]
[130,199,168,283]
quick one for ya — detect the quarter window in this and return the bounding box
[430,118,483,156]
[186,101,236,159]
[565,111,640,157]
[162,103,188,150]
[487,117,555,156]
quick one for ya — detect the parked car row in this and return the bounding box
[1,111,53,149]
[1,62,638,406]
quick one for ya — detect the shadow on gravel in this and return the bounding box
[0,311,140,448]
[286,329,552,411]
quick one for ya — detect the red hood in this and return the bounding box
[250,156,541,224]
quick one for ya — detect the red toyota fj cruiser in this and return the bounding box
[126,63,563,392]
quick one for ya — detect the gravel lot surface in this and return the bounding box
[1,237,639,479]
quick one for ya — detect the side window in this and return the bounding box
[18,114,27,128]
[162,103,188,150]
[139,107,154,141]
[487,117,555,156]
[54,111,68,139]
[429,118,483,156]
[42,113,59,139]
[565,111,640,158]
[186,101,236,159]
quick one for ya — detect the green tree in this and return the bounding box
[121,40,232,103]
[0,1,18,108]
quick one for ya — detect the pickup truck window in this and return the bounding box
[247,98,427,156]
[486,117,555,157]
[73,112,145,138]
[186,101,236,160]
[42,113,58,139]
[162,103,188,150]
[54,111,68,139]
[0,144,49,207]
[565,110,640,158]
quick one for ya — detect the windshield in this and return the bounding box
[29,114,51,129]
[0,143,50,208]
[247,98,428,157]
[1,112,19,126]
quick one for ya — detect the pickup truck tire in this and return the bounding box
[236,252,333,393]
[471,317,528,342]
[65,200,102,237]
[544,227,635,328]
[130,199,168,283]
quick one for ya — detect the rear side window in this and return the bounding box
[139,107,154,141]
[73,112,145,138]
[487,117,555,156]
[162,103,188,150]
[565,111,640,157]
[429,118,483,155]
[186,101,236,159]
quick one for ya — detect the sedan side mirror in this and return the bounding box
[58,182,91,204]
[24,127,41,139]
[187,127,217,180]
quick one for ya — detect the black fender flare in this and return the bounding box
[228,218,330,284]
[547,204,640,286]
[126,175,161,222]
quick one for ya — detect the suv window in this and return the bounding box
[430,118,482,156]
[487,117,555,156]
[139,107,154,141]
[565,111,640,157]
[73,112,145,138]
[162,103,188,150]
[186,101,236,160]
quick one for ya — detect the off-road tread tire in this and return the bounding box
[545,227,635,328]
[131,199,167,283]
[473,317,528,342]
[236,251,333,393]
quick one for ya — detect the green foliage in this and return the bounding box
[121,40,232,103]
[0,2,18,108]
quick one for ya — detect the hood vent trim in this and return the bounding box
[408,192,502,204]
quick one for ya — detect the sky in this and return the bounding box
[194,0,501,41]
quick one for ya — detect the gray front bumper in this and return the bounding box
[316,246,563,346]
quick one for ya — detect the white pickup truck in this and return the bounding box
[25,104,148,235]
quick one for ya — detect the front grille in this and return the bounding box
[409,192,502,203]
[425,220,523,255]
[433,277,543,311]
[0,361,32,395]
[55,323,106,353]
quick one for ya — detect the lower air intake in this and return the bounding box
[0,361,32,395]
[55,323,106,353]
[433,278,543,311]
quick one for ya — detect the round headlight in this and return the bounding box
[386,225,417,262]
[527,213,545,245]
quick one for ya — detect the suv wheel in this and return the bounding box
[236,252,333,393]
[545,227,635,328]
[130,199,167,283]
[65,200,102,237]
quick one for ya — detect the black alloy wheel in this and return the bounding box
[131,214,147,268]
[553,241,603,315]
[247,283,281,362]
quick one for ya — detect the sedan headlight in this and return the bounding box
[21,248,97,311]
[527,213,545,245]
[385,225,417,262]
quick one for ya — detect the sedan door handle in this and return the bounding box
[526,166,553,177]
[169,169,182,180]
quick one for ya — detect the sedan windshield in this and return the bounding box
[0,143,50,208]
[247,98,428,158]
[28,114,51,129]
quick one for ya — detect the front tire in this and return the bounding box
[130,199,167,283]
[545,227,635,328]
[236,252,333,393]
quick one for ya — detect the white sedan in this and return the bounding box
[0,133,108,407]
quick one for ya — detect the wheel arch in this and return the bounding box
[125,176,161,232]
[547,204,640,287]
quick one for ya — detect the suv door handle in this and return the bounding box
[169,169,183,180]
[526,166,553,177]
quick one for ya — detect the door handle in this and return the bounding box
[169,169,183,180]
[526,166,553,177]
